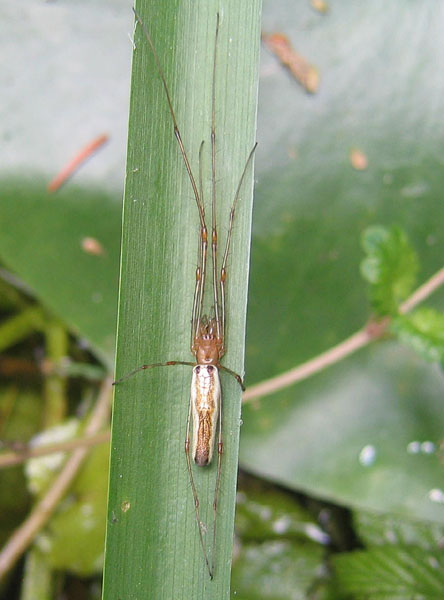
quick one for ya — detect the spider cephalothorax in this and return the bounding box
[193,318,224,365]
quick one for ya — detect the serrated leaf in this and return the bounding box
[235,484,329,545]
[354,510,444,551]
[392,308,444,365]
[360,226,418,316]
[333,546,444,600]
[232,540,324,600]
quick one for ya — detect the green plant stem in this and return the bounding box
[0,306,45,353]
[21,548,53,600]
[43,319,68,427]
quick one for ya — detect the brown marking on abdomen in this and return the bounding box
[194,412,212,466]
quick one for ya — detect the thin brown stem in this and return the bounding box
[399,265,444,314]
[243,264,444,404]
[242,328,371,403]
[0,377,112,580]
[0,431,110,470]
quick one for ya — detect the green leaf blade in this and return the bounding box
[102,2,261,599]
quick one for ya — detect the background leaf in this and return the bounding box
[392,308,444,365]
[232,482,328,599]
[360,226,418,316]
[241,0,444,524]
[354,509,444,551]
[232,540,324,600]
[0,183,120,369]
[333,546,444,600]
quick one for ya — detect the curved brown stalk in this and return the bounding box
[243,265,444,404]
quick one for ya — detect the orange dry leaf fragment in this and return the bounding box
[263,32,319,93]
[48,133,109,192]
[349,148,368,171]
[81,237,105,256]
[310,0,329,14]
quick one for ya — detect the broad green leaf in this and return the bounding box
[241,0,444,526]
[0,0,129,368]
[0,182,121,369]
[360,226,418,316]
[333,546,444,599]
[392,308,444,365]
[0,3,132,192]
